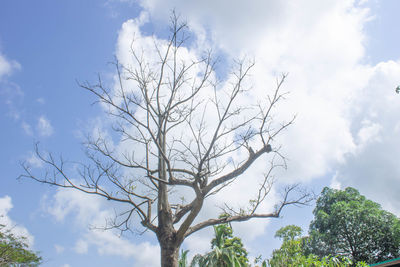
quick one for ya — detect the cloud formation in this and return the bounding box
[54,244,65,254]
[0,52,20,80]
[0,49,54,138]
[124,0,373,185]
[37,116,54,137]
[335,60,400,215]
[0,195,35,247]
[44,189,160,266]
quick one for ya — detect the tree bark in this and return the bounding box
[158,229,180,267]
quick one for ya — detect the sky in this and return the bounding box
[1,0,400,266]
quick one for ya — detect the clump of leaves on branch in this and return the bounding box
[20,12,312,266]
[0,223,42,266]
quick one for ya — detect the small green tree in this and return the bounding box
[268,225,308,267]
[309,187,400,264]
[0,223,42,266]
[191,223,249,267]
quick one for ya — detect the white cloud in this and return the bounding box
[37,115,54,137]
[333,59,400,216]
[83,229,159,265]
[0,195,35,247]
[74,239,89,254]
[21,121,33,136]
[330,172,342,190]
[26,152,43,168]
[0,82,24,120]
[0,52,20,80]
[357,120,382,147]
[43,189,108,225]
[184,229,212,257]
[44,189,160,266]
[36,97,45,104]
[54,244,65,254]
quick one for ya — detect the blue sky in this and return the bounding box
[1,1,400,266]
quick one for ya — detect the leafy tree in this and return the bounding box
[191,223,249,267]
[308,187,400,264]
[268,225,366,267]
[0,223,41,266]
[20,13,312,267]
[274,224,302,242]
[268,225,307,266]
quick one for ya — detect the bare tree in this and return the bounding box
[21,14,313,267]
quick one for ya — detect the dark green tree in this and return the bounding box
[0,223,42,266]
[308,187,400,264]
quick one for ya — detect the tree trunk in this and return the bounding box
[160,240,180,267]
[158,207,181,267]
[156,122,182,266]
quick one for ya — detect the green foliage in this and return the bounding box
[253,255,267,267]
[191,246,242,267]
[268,225,367,267]
[268,225,311,266]
[179,249,189,267]
[396,85,400,94]
[308,187,400,264]
[191,223,249,267]
[0,223,41,266]
[211,224,249,265]
[274,225,302,242]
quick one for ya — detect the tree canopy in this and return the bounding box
[0,223,41,266]
[308,187,400,264]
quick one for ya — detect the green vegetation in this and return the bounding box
[191,223,249,267]
[268,225,367,266]
[308,187,400,264]
[0,223,41,266]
